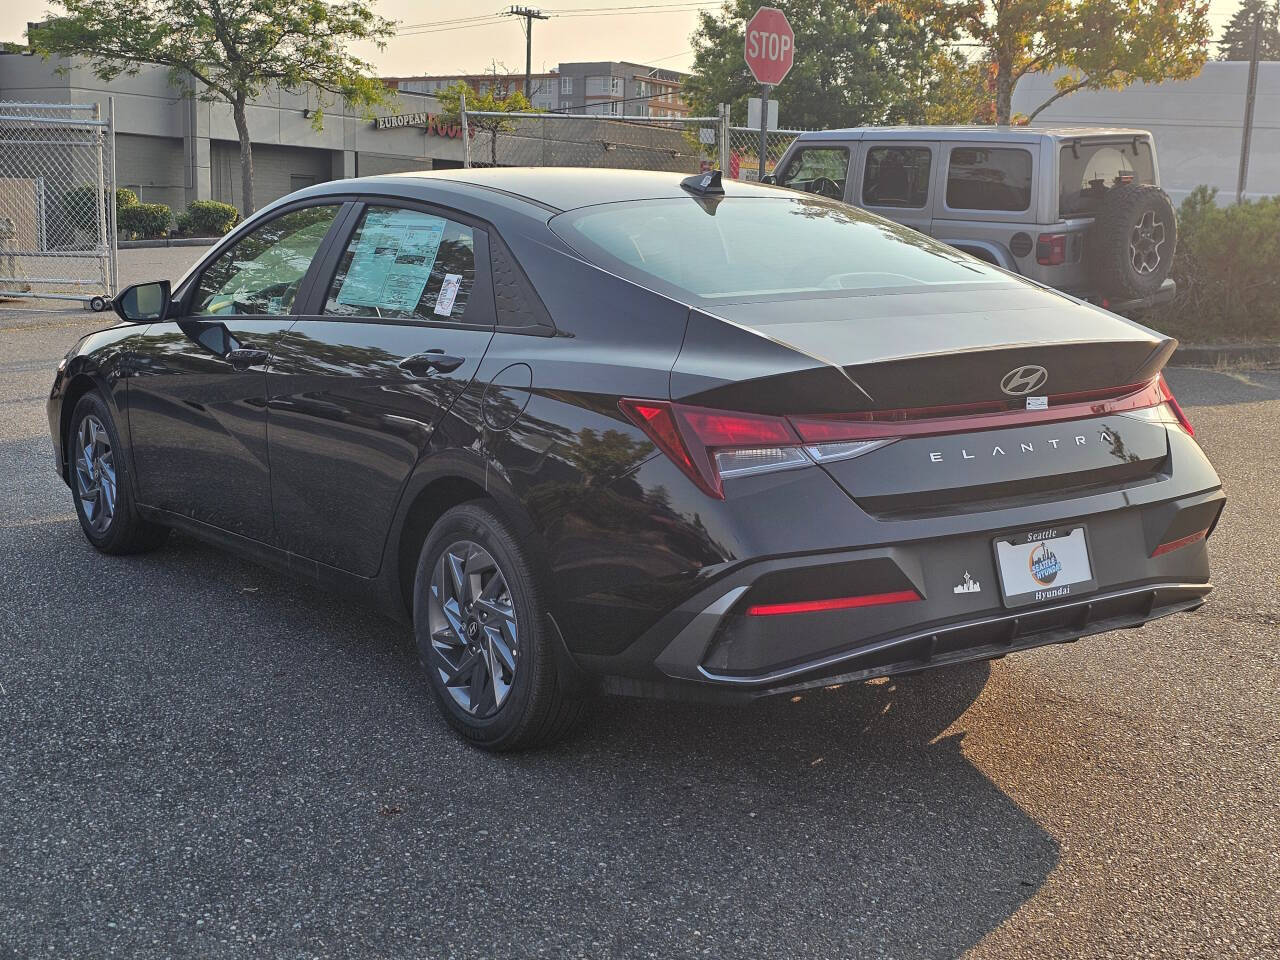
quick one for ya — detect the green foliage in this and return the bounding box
[684,0,953,128]
[946,0,1212,124]
[1155,187,1280,341]
[436,81,532,166]
[176,200,240,237]
[115,187,138,211]
[117,201,172,239]
[33,0,395,212]
[1217,0,1280,60]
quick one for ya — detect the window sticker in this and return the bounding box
[434,273,463,316]
[336,209,446,312]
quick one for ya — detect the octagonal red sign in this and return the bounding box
[744,6,795,87]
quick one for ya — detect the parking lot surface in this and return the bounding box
[1,251,1277,958]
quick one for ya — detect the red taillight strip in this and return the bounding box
[746,589,922,617]
[791,378,1166,443]
[1151,528,1209,557]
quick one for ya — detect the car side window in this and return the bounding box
[776,147,849,200]
[324,206,479,323]
[946,147,1033,211]
[862,147,932,208]
[191,205,341,316]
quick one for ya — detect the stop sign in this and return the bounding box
[744,7,794,86]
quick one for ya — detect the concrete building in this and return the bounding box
[387,72,559,112]
[1013,62,1280,203]
[0,50,469,215]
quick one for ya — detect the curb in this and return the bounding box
[1172,343,1280,367]
[118,238,217,249]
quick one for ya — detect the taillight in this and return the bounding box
[623,376,1189,500]
[620,400,807,499]
[1036,233,1067,266]
[1157,373,1195,436]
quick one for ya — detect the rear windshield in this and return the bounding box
[549,196,1010,303]
[1060,141,1155,217]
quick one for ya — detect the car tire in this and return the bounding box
[412,502,585,751]
[1088,183,1177,301]
[68,391,169,554]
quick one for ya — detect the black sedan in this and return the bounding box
[48,168,1224,749]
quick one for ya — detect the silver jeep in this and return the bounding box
[771,126,1178,312]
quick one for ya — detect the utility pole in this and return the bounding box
[507,6,548,100]
[1236,11,1262,204]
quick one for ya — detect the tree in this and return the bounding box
[33,0,395,214]
[948,0,1212,124]
[923,51,1000,125]
[1218,0,1280,60]
[683,0,954,129]
[437,79,531,168]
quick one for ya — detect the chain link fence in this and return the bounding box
[457,102,808,189]
[0,101,117,308]
[725,126,805,181]
[461,109,726,174]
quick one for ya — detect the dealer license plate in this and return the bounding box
[993,526,1097,609]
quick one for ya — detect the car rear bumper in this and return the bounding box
[594,485,1223,702]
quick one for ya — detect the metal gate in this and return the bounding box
[0,101,117,308]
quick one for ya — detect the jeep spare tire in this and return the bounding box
[1088,183,1177,301]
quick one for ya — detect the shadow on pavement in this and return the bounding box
[0,519,1058,958]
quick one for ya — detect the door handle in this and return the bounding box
[399,350,465,376]
[227,347,270,370]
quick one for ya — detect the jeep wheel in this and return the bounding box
[1088,183,1177,301]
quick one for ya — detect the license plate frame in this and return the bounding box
[992,525,1098,609]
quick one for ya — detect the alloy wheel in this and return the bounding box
[428,540,519,718]
[1129,210,1166,275]
[74,414,116,534]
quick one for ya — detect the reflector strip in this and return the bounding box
[746,589,921,617]
[1151,528,1209,557]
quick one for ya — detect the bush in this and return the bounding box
[117,202,172,240]
[1154,186,1280,342]
[115,187,138,212]
[176,200,240,237]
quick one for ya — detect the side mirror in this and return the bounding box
[113,280,171,323]
[761,174,777,185]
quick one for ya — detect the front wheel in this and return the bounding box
[412,502,585,750]
[68,391,169,554]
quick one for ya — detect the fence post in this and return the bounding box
[107,95,118,296]
[92,101,109,305]
[718,103,730,173]
[460,90,471,169]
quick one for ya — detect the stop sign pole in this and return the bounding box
[744,6,794,180]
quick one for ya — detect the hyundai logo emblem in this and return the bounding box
[1000,365,1049,396]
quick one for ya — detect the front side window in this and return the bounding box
[1059,142,1155,216]
[776,147,849,200]
[946,147,1032,211]
[324,206,478,322]
[862,146,932,208]
[192,204,340,316]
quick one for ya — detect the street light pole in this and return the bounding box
[507,6,549,100]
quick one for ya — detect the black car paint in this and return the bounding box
[48,169,1224,700]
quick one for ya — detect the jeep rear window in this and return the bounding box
[1059,141,1155,217]
[946,147,1032,212]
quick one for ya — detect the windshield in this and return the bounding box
[1059,141,1155,217]
[549,196,1012,303]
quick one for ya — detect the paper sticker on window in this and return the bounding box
[434,273,463,316]
[336,210,446,312]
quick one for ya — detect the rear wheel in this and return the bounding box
[68,391,169,554]
[412,502,585,750]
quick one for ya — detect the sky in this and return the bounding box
[6,0,1245,77]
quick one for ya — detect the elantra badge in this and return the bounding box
[1001,365,1049,396]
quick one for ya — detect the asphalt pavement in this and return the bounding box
[0,252,1277,959]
